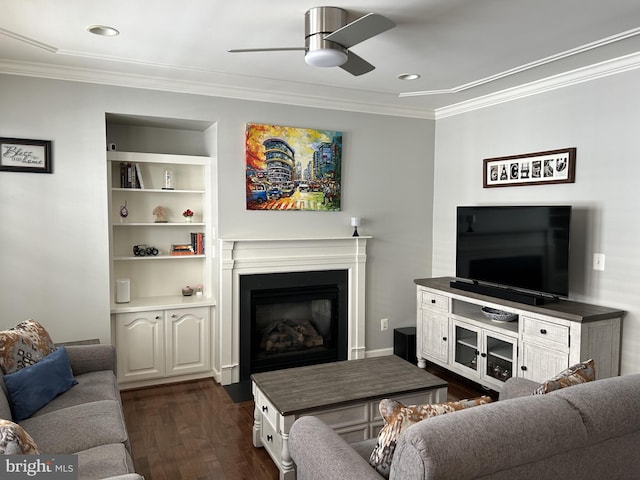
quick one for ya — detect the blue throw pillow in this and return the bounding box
[3,346,78,421]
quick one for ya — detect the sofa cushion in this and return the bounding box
[0,319,57,374]
[3,346,78,421]
[33,370,120,417]
[0,419,39,454]
[369,396,492,477]
[534,358,595,394]
[20,400,128,454]
[77,443,136,480]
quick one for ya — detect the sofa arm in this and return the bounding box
[65,344,117,376]
[289,416,384,480]
[499,377,539,400]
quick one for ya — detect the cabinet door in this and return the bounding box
[420,310,449,364]
[482,330,517,387]
[166,307,210,376]
[450,321,481,378]
[116,311,165,381]
[519,342,568,383]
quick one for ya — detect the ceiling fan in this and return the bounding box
[228,6,395,76]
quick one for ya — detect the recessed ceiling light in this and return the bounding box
[87,25,120,36]
[397,73,421,81]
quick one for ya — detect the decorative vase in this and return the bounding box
[185,216,193,223]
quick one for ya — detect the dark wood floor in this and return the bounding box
[120,361,493,480]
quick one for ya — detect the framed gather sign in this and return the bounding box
[0,137,52,173]
[483,147,576,188]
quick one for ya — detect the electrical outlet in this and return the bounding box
[381,318,389,331]
[593,253,605,271]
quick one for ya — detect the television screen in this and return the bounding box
[455,206,571,298]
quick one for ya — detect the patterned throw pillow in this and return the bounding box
[369,396,492,477]
[0,419,39,454]
[534,359,595,395]
[0,319,57,374]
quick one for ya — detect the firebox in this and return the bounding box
[239,270,348,380]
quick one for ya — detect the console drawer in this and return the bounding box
[522,317,569,349]
[420,290,449,312]
[255,390,279,428]
[260,413,282,459]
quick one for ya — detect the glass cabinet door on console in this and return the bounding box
[450,320,517,390]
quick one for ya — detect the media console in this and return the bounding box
[416,277,624,391]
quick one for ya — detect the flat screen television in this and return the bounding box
[452,205,571,305]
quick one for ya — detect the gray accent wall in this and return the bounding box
[0,74,434,353]
[433,67,640,374]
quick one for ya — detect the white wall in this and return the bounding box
[433,68,640,374]
[0,74,434,352]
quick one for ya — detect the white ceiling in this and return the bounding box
[2,0,640,118]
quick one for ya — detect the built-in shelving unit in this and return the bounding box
[106,115,217,388]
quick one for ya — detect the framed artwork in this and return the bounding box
[0,138,52,173]
[245,123,342,211]
[483,147,576,188]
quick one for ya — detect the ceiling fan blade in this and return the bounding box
[324,13,395,48]
[228,47,305,53]
[340,50,375,76]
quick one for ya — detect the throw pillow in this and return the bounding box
[534,359,596,395]
[0,419,39,454]
[369,396,492,477]
[3,346,78,421]
[0,319,57,374]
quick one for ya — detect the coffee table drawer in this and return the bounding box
[309,403,369,430]
[255,390,279,428]
[260,414,282,459]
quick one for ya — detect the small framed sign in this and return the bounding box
[0,137,52,173]
[483,147,576,188]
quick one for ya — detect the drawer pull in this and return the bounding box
[521,365,527,371]
[431,299,436,304]
[540,329,547,334]
[266,434,273,442]
[262,405,268,412]
[442,337,447,342]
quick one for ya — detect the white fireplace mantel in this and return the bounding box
[216,236,370,385]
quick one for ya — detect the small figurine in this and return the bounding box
[119,200,128,222]
[152,205,168,223]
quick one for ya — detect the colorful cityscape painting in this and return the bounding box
[246,123,342,211]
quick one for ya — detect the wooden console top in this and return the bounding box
[415,277,625,323]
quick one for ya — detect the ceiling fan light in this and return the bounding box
[305,48,348,68]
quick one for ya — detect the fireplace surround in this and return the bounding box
[217,237,369,385]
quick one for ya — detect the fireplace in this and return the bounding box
[239,270,348,380]
[217,237,369,385]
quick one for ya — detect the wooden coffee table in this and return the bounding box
[251,355,448,480]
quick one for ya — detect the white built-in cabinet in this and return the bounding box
[116,307,210,382]
[416,277,623,391]
[106,117,217,388]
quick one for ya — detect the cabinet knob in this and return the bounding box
[480,352,487,358]
[442,337,447,342]
[431,299,436,304]
[267,434,273,442]
[155,316,161,320]
[171,314,178,318]
[521,365,528,371]
[540,329,547,334]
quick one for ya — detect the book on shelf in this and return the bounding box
[170,244,195,256]
[119,162,142,189]
[135,163,145,189]
[190,232,205,255]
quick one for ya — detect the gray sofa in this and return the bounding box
[289,373,640,480]
[0,344,143,480]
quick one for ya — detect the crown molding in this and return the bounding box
[0,59,435,120]
[435,51,640,119]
